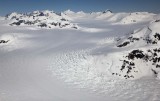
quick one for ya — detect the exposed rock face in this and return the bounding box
[0,40,9,44]
[112,48,160,79]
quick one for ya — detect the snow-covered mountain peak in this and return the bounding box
[63,9,75,14]
[102,9,112,13]
[30,10,50,16]
[5,12,24,20]
[5,10,78,29]
[115,12,155,24]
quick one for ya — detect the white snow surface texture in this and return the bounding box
[0,10,160,101]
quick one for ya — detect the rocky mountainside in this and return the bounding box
[112,18,160,79]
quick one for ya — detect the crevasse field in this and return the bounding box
[0,10,160,101]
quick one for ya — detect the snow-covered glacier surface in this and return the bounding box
[0,10,160,101]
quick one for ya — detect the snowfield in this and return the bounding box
[0,10,160,101]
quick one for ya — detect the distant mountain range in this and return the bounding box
[5,10,78,29]
[5,10,156,29]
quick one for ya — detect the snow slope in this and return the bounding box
[111,19,160,79]
[0,10,160,101]
[116,12,155,24]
